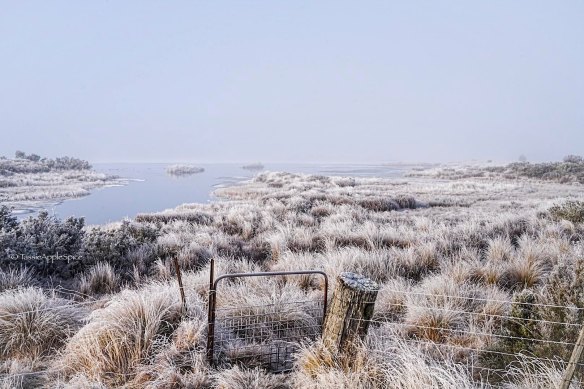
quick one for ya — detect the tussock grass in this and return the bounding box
[293,338,479,389]
[0,287,86,360]
[0,268,36,293]
[372,278,412,322]
[132,347,210,389]
[78,262,120,296]
[505,359,582,389]
[57,283,186,386]
[0,359,43,389]
[214,365,289,389]
[51,374,110,388]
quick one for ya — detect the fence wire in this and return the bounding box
[210,299,324,372]
[350,293,584,388]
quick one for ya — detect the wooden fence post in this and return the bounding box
[322,272,379,354]
[559,324,584,389]
[172,257,187,316]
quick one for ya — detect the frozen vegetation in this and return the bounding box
[1,158,584,387]
[409,157,584,184]
[0,152,123,211]
[242,162,264,171]
[166,164,205,176]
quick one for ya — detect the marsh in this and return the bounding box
[2,159,584,388]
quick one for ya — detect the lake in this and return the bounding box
[20,163,408,225]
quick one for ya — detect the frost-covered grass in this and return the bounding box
[0,287,86,360]
[0,155,123,209]
[408,158,584,184]
[166,164,205,176]
[1,164,584,387]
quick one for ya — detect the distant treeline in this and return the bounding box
[0,151,91,176]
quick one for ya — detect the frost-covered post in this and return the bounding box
[172,257,187,316]
[560,324,584,389]
[322,272,379,353]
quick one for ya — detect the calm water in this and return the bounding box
[18,163,407,225]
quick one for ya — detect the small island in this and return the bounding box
[242,162,264,171]
[166,164,205,176]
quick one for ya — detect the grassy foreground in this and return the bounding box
[1,161,584,388]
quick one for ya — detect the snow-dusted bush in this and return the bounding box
[166,164,204,176]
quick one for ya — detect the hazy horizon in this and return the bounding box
[2,1,582,163]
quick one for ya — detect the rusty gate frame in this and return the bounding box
[206,265,328,367]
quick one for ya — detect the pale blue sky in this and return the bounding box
[1,1,582,163]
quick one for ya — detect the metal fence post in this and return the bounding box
[206,257,216,365]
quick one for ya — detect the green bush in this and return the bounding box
[548,201,584,223]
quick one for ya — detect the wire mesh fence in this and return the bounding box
[207,270,328,372]
[211,299,325,372]
[203,266,584,387]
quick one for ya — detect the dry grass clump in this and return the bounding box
[292,341,385,388]
[358,197,400,212]
[390,243,440,281]
[0,359,46,389]
[403,276,471,343]
[214,365,290,389]
[402,275,509,347]
[0,267,36,293]
[485,237,514,262]
[0,287,86,360]
[498,255,545,291]
[494,236,550,291]
[77,262,120,296]
[503,358,581,389]
[372,278,412,322]
[132,347,210,389]
[129,317,210,388]
[57,283,185,386]
[293,339,477,389]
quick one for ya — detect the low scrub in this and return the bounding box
[548,201,584,223]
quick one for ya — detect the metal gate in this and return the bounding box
[207,269,328,372]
